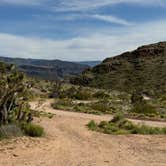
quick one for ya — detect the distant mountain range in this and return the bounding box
[71,42,166,96]
[0,57,95,80]
[76,61,101,67]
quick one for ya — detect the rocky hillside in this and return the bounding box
[71,42,166,96]
[0,57,89,80]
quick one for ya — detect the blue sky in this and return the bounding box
[0,0,166,61]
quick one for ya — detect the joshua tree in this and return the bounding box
[0,62,31,125]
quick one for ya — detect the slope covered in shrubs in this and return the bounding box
[71,42,166,97]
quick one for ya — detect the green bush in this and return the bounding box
[93,91,110,99]
[51,97,116,115]
[52,99,74,110]
[131,91,143,104]
[110,113,125,123]
[87,114,166,135]
[159,95,166,102]
[59,86,77,99]
[162,127,166,134]
[131,102,157,115]
[59,86,92,100]
[98,121,108,128]
[131,125,163,135]
[160,114,166,119]
[123,121,135,130]
[73,91,92,100]
[32,110,54,119]
[57,99,73,107]
[0,124,23,139]
[21,123,44,137]
[74,104,89,113]
[90,100,112,113]
[87,120,97,131]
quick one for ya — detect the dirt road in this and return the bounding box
[0,99,166,166]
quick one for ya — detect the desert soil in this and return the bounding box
[0,99,166,166]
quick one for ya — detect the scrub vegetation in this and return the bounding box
[0,62,44,139]
[87,113,166,135]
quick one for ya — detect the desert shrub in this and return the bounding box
[131,91,143,104]
[105,125,119,133]
[51,98,114,115]
[74,104,88,113]
[117,92,130,102]
[159,95,166,102]
[87,114,166,135]
[160,114,166,119]
[32,110,54,119]
[49,80,63,98]
[123,121,135,130]
[110,113,125,123]
[162,127,166,134]
[59,86,77,99]
[74,103,101,115]
[74,105,85,113]
[98,121,108,128]
[0,124,23,139]
[73,87,92,100]
[131,102,157,115]
[53,99,73,107]
[93,91,110,99]
[73,91,91,100]
[59,86,92,100]
[130,125,163,135]
[90,100,112,113]
[51,99,74,111]
[20,123,44,137]
[98,120,129,135]
[87,120,97,131]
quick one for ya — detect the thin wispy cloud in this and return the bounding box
[0,0,165,10]
[51,0,166,12]
[91,15,131,26]
[0,20,166,61]
[34,13,131,26]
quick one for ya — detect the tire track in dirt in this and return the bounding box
[0,99,165,166]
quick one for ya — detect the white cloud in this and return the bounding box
[91,14,131,26]
[52,0,166,12]
[0,20,166,61]
[35,13,131,26]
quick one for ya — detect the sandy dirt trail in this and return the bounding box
[0,99,166,166]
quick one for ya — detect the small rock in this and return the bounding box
[104,161,110,163]
[13,154,19,157]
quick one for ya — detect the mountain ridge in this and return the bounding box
[0,56,90,80]
[71,42,166,96]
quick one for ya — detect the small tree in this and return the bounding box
[131,90,143,104]
[0,62,31,125]
[49,80,63,98]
